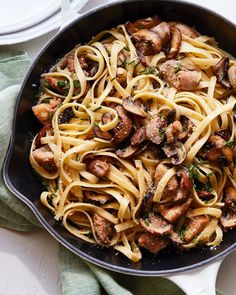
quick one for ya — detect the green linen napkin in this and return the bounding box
[0,51,224,295]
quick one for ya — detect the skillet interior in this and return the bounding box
[3,0,236,275]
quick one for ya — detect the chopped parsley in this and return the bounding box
[224,140,235,148]
[73,80,80,88]
[42,98,50,104]
[57,80,66,87]
[139,65,158,75]
[43,80,50,88]
[123,46,130,52]
[174,63,182,73]
[111,76,117,81]
[187,163,199,181]
[94,106,102,112]
[144,219,150,226]
[178,226,186,241]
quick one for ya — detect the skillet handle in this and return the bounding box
[164,259,222,295]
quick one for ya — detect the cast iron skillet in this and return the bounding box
[3,0,236,276]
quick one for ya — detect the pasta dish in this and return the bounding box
[30,16,236,262]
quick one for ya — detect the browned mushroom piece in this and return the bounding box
[138,232,170,254]
[220,212,236,230]
[159,59,201,91]
[32,97,62,125]
[197,191,215,200]
[166,26,182,59]
[84,191,112,204]
[166,109,177,125]
[156,198,192,223]
[140,213,172,235]
[131,29,163,56]
[111,106,133,145]
[228,65,236,88]
[178,116,194,141]
[115,145,138,159]
[212,57,231,89]
[93,126,113,140]
[140,186,155,215]
[214,128,230,141]
[162,142,187,165]
[93,213,115,245]
[131,126,147,146]
[174,23,199,39]
[79,55,98,77]
[154,163,179,200]
[86,157,110,177]
[175,168,193,202]
[116,67,127,85]
[224,187,236,212]
[101,112,113,125]
[151,22,170,45]
[35,123,52,148]
[125,16,161,35]
[32,145,57,172]
[204,135,233,166]
[122,97,147,117]
[145,116,166,145]
[184,215,209,242]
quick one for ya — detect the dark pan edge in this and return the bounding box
[3,0,236,275]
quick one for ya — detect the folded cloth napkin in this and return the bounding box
[0,51,224,295]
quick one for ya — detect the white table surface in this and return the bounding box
[1,0,236,294]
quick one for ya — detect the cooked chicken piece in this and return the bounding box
[184,216,209,242]
[131,126,147,146]
[111,106,133,145]
[154,163,179,199]
[67,54,75,72]
[156,198,192,223]
[159,59,201,91]
[174,23,199,38]
[32,145,57,172]
[145,116,166,144]
[93,214,114,245]
[32,97,61,125]
[86,157,110,178]
[140,213,172,235]
[138,232,170,254]
[116,67,127,85]
[165,120,183,144]
[228,65,236,88]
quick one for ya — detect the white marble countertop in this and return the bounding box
[1,0,236,294]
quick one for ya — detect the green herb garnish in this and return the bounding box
[111,76,117,81]
[57,80,66,87]
[225,140,235,148]
[144,219,150,226]
[174,63,182,73]
[123,46,130,52]
[73,80,80,88]
[42,98,50,104]
[94,106,102,111]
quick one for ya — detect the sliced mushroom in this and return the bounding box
[115,145,138,159]
[139,186,155,215]
[175,168,193,201]
[220,212,236,229]
[125,16,161,35]
[138,232,170,254]
[184,216,209,242]
[212,57,231,89]
[93,213,115,245]
[131,29,163,56]
[214,128,230,141]
[131,126,147,146]
[116,67,127,85]
[35,123,52,148]
[140,213,172,235]
[166,26,182,59]
[159,59,201,91]
[224,187,236,212]
[123,97,147,117]
[145,116,166,145]
[84,191,112,204]
[228,65,236,88]
[32,145,57,172]
[151,22,170,46]
[111,106,133,145]
[86,157,110,177]
[166,109,177,125]
[165,120,183,144]
[198,190,215,200]
[93,126,112,140]
[58,107,74,124]
[179,116,194,141]
[174,23,199,39]
[156,198,192,223]
[162,142,187,165]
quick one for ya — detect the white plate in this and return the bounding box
[0,0,61,35]
[0,0,89,45]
